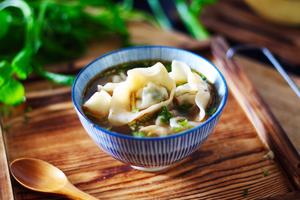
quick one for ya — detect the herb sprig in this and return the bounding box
[0,0,216,107]
[158,106,173,124]
[0,0,152,105]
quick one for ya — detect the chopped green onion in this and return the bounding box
[158,106,173,124]
[207,107,217,116]
[199,73,207,81]
[132,131,146,137]
[242,188,249,197]
[147,0,172,31]
[172,118,193,133]
[178,118,189,127]
[175,0,210,40]
[132,107,140,113]
[172,127,183,133]
[263,169,269,177]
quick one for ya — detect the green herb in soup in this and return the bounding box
[82,60,218,137]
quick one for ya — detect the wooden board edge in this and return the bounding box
[0,126,14,200]
[211,36,300,190]
[259,191,300,200]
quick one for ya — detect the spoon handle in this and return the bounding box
[60,181,98,200]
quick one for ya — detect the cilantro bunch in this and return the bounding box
[0,0,151,105]
[0,0,216,106]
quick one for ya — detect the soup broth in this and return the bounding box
[82,60,219,137]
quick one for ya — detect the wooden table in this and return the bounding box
[1,22,299,200]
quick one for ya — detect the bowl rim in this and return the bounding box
[72,45,228,141]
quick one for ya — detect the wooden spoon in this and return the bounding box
[10,158,98,200]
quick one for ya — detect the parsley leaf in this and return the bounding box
[178,118,189,127]
[242,188,248,197]
[132,131,146,137]
[158,106,173,124]
[132,107,140,113]
[263,169,269,177]
[0,78,25,105]
[172,118,193,132]
[207,107,217,116]
[12,48,33,80]
[0,10,11,38]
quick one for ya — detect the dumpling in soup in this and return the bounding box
[136,82,169,110]
[170,60,210,121]
[108,62,176,126]
[83,90,112,118]
[82,59,217,137]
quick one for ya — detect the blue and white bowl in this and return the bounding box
[72,46,228,172]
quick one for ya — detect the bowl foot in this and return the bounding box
[131,165,170,172]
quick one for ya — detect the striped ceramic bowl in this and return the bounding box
[72,46,228,172]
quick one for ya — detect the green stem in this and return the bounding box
[147,0,172,31]
[175,0,209,40]
[0,0,34,49]
[33,65,75,86]
[33,0,49,53]
[123,0,133,11]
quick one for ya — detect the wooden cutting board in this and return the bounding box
[1,23,300,199]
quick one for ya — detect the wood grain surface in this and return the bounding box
[201,0,300,68]
[3,88,292,200]
[0,128,14,200]
[236,57,300,154]
[0,22,299,199]
[212,37,300,189]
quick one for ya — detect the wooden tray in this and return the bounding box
[201,0,300,70]
[1,24,300,199]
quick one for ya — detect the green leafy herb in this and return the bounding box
[242,188,249,197]
[132,131,146,137]
[199,73,207,81]
[147,0,172,30]
[207,107,217,116]
[34,65,75,86]
[122,0,134,11]
[173,118,193,132]
[0,0,216,107]
[192,69,207,81]
[172,127,184,133]
[178,118,189,127]
[263,169,269,177]
[129,121,140,131]
[190,0,217,16]
[175,0,209,40]
[0,10,11,38]
[132,107,140,113]
[164,63,172,72]
[176,82,187,87]
[0,0,155,106]
[158,106,173,124]
[12,49,33,80]
[0,78,25,105]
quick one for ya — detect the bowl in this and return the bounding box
[245,0,300,26]
[72,46,228,172]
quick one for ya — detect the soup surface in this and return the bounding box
[82,60,219,137]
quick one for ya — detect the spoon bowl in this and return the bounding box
[10,158,97,200]
[11,158,67,192]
